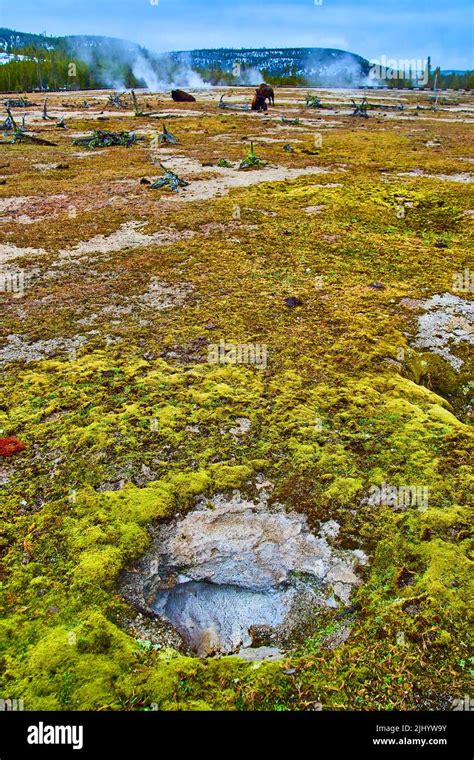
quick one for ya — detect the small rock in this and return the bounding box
[237,646,284,662]
[229,417,251,437]
[369,282,385,290]
[285,296,303,308]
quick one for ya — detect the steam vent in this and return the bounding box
[120,491,367,657]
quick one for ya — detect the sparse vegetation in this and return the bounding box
[239,141,265,169]
[72,130,141,149]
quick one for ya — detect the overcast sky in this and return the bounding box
[1,0,473,69]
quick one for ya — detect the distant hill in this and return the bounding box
[0,28,139,54]
[0,28,471,92]
[0,29,370,87]
[171,47,371,85]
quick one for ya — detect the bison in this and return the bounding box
[251,92,268,112]
[256,83,275,106]
[171,89,196,103]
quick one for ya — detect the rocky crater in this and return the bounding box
[120,491,367,657]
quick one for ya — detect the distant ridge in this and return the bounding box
[3,28,470,91]
[171,47,370,83]
[0,29,370,84]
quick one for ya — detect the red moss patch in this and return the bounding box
[0,437,27,457]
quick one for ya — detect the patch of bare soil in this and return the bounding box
[395,170,474,183]
[199,221,259,236]
[0,333,86,366]
[0,243,47,266]
[137,277,194,310]
[159,162,338,203]
[0,196,33,217]
[59,221,195,259]
[0,194,70,224]
[73,151,110,159]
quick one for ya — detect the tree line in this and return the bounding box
[0,45,472,93]
[0,46,141,92]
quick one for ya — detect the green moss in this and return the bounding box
[1,88,472,711]
[209,463,254,490]
[323,476,364,505]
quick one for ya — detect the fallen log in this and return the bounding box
[4,109,55,144]
[12,131,57,146]
[42,98,55,121]
[107,92,127,108]
[72,130,141,149]
[156,123,179,145]
[351,97,369,118]
[305,94,322,108]
[131,90,160,117]
[5,108,18,131]
[4,97,31,108]
[150,163,189,192]
[218,94,250,111]
[3,108,16,132]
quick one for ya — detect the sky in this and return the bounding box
[1,0,473,69]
